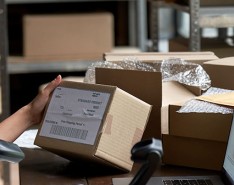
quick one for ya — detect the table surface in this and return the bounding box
[17,148,220,185]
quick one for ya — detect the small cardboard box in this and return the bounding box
[162,134,227,170]
[23,12,114,60]
[34,81,152,171]
[203,57,234,90]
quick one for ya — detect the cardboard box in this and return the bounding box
[163,100,232,170]
[169,103,233,142]
[97,52,219,139]
[23,13,114,60]
[34,81,151,171]
[95,68,200,139]
[203,57,234,90]
[162,134,227,170]
[104,51,219,65]
[169,37,234,58]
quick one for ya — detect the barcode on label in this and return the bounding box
[49,125,88,140]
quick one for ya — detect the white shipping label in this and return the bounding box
[39,86,110,145]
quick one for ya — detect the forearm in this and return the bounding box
[0,75,61,142]
[0,105,32,142]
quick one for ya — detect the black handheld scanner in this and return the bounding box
[129,138,163,185]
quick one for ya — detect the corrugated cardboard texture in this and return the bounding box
[103,52,218,65]
[23,13,113,60]
[203,57,234,90]
[169,104,233,142]
[95,68,162,139]
[162,134,227,170]
[34,81,116,160]
[95,88,151,171]
[35,81,151,171]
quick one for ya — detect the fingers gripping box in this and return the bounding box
[34,81,152,171]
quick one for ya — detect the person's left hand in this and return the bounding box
[27,75,62,126]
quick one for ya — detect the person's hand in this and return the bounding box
[27,75,62,126]
[0,75,62,142]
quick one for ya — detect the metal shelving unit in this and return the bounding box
[6,0,148,52]
[0,1,10,184]
[5,0,148,74]
[8,59,94,74]
[150,0,234,51]
[0,0,10,121]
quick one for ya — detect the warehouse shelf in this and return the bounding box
[6,0,148,52]
[8,58,94,74]
[150,0,234,51]
[0,0,10,121]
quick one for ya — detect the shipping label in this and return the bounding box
[39,86,110,145]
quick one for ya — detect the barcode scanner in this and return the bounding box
[0,139,25,163]
[129,138,163,185]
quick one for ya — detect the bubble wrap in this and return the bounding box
[84,57,211,92]
[178,87,234,114]
[159,58,211,91]
[120,57,156,72]
[84,58,155,83]
[84,61,123,84]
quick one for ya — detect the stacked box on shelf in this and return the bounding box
[23,12,114,61]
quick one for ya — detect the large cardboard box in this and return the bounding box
[97,52,219,139]
[203,57,234,90]
[162,134,227,170]
[95,69,200,139]
[34,81,151,171]
[23,13,114,60]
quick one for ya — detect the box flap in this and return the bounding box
[161,81,197,134]
[203,57,234,90]
[95,68,162,139]
[162,81,197,106]
[95,88,152,171]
